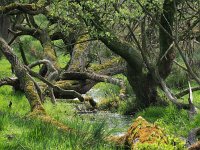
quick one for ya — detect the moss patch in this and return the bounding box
[126,116,167,149]
[107,116,185,149]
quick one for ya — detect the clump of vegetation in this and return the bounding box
[107,116,185,150]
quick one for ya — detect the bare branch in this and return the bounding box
[155,70,190,109]
[188,81,197,119]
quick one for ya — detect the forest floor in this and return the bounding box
[0,57,200,149]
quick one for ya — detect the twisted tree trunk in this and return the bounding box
[0,37,44,112]
[0,37,71,131]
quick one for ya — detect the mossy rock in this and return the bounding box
[125,116,167,149]
[107,116,183,149]
[98,97,120,111]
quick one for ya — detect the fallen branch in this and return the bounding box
[61,72,127,98]
[29,59,59,104]
[188,81,197,119]
[155,70,190,109]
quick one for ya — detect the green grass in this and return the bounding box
[1,54,200,149]
[0,87,116,149]
[135,104,200,137]
[0,58,12,79]
[0,59,116,150]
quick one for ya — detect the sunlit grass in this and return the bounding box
[135,104,200,137]
[1,52,200,149]
[0,89,116,150]
[0,58,12,79]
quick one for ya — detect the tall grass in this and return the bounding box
[0,92,116,150]
[0,59,116,150]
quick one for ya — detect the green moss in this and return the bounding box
[89,57,122,72]
[23,78,44,112]
[55,80,80,89]
[98,97,120,112]
[69,35,89,71]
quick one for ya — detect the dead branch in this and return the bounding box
[173,60,188,72]
[155,69,190,109]
[188,81,198,119]
[25,67,85,102]
[29,59,59,103]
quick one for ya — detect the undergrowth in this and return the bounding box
[0,86,116,150]
[0,58,116,150]
[1,54,200,149]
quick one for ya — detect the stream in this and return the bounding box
[78,88,134,135]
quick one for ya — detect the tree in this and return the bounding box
[1,0,200,147]
[0,0,200,111]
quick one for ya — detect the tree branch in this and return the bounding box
[0,77,18,87]
[0,2,46,15]
[25,66,85,102]
[175,86,200,98]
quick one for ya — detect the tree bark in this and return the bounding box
[158,0,176,79]
[0,14,12,58]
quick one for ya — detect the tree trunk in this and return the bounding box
[0,37,72,131]
[127,66,157,108]
[158,0,176,79]
[0,37,44,112]
[0,15,12,58]
[99,36,158,108]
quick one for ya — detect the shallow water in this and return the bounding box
[78,88,134,135]
[78,110,133,135]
